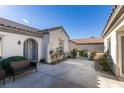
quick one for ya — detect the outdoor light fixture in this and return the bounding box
[18,40,21,45]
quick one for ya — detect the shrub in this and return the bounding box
[79,50,85,57]
[71,49,77,58]
[89,51,96,60]
[79,49,88,57]
[0,56,27,73]
[97,56,110,71]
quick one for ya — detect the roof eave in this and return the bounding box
[40,26,70,38]
[101,5,123,38]
[0,25,43,38]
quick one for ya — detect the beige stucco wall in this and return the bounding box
[69,41,77,51]
[42,34,50,61]
[49,29,69,56]
[43,29,70,63]
[103,16,124,77]
[75,44,104,52]
[104,30,117,76]
[0,31,42,61]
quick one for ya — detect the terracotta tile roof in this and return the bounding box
[72,37,104,45]
[101,5,124,37]
[0,18,68,38]
[0,17,39,31]
[0,17,43,37]
[103,5,118,33]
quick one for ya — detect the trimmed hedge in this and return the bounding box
[0,56,27,72]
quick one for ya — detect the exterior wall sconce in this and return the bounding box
[18,40,21,45]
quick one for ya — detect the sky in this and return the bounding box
[0,5,112,39]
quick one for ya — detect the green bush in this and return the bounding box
[79,49,88,57]
[79,50,85,57]
[89,51,96,60]
[0,56,27,72]
[97,56,109,71]
[71,49,77,58]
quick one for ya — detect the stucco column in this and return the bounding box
[76,51,80,58]
[47,44,51,63]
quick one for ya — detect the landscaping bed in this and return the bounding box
[94,55,113,74]
[40,58,68,65]
[95,61,112,74]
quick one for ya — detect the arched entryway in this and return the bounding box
[23,38,38,61]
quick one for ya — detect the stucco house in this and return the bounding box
[101,5,124,78]
[0,17,70,63]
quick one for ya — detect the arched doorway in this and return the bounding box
[23,39,38,61]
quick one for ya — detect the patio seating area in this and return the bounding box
[10,60,37,82]
[0,58,124,88]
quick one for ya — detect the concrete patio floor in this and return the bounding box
[0,58,124,88]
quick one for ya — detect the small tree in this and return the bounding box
[71,49,77,58]
[90,51,96,60]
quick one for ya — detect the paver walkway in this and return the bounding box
[0,58,124,88]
